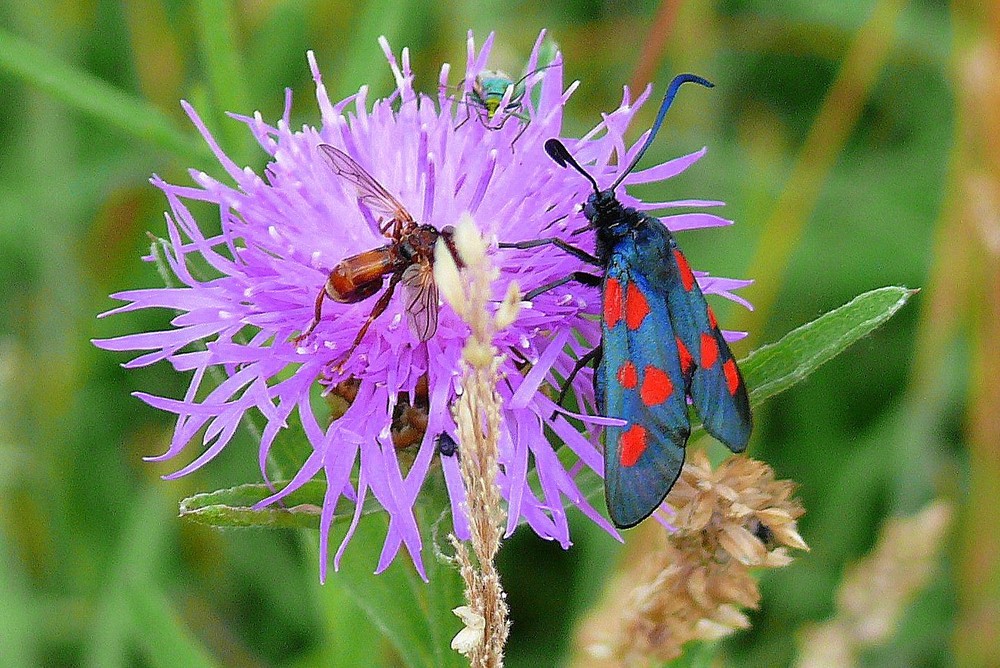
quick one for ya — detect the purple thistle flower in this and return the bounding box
[94,30,751,580]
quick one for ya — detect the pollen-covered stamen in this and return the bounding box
[378,37,413,101]
[423,157,436,221]
[492,82,516,124]
[465,30,495,87]
[620,424,648,467]
[417,124,430,170]
[438,62,452,109]
[538,79,580,127]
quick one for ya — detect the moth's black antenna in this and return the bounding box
[609,74,714,191]
[544,138,600,195]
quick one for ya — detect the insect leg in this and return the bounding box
[454,97,474,130]
[550,345,602,418]
[509,112,532,150]
[498,237,601,266]
[511,62,557,91]
[294,285,328,344]
[335,272,404,370]
[522,272,601,301]
[488,111,511,132]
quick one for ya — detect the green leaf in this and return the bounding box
[281,467,465,666]
[739,285,916,404]
[193,0,255,165]
[327,0,418,101]
[0,28,207,161]
[668,640,719,667]
[194,0,250,114]
[179,480,381,530]
[310,569,384,667]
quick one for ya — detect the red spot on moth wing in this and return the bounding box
[707,306,718,330]
[604,278,623,329]
[673,248,695,291]
[676,337,694,374]
[625,283,651,330]
[700,332,719,369]
[723,358,741,395]
[618,361,638,389]
[619,424,648,467]
[640,365,673,406]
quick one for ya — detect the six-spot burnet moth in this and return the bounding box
[503,74,752,528]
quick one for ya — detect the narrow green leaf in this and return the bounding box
[0,28,206,161]
[328,0,416,101]
[668,640,718,667]
[180,487,322,530]
[312,568,384,667]
[740,286,916,404]
[180,480,464,665]
[179,480,381,530]
[194,0,251,114]
[193,0,255,164]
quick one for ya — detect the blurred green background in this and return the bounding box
[1,0,996,666]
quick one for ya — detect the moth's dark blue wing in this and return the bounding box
[599,243,690,529]
[637,222,752,453]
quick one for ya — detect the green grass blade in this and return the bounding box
[193,0,254,164]
[194,0,251,114]
[0,28,206,161]
[82,488,174,668]
[327,0,414,100]
[129,586,217,668]
[312,572,383,667]
[331,513,466,668]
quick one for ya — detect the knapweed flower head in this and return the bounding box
[94,30,751,579]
